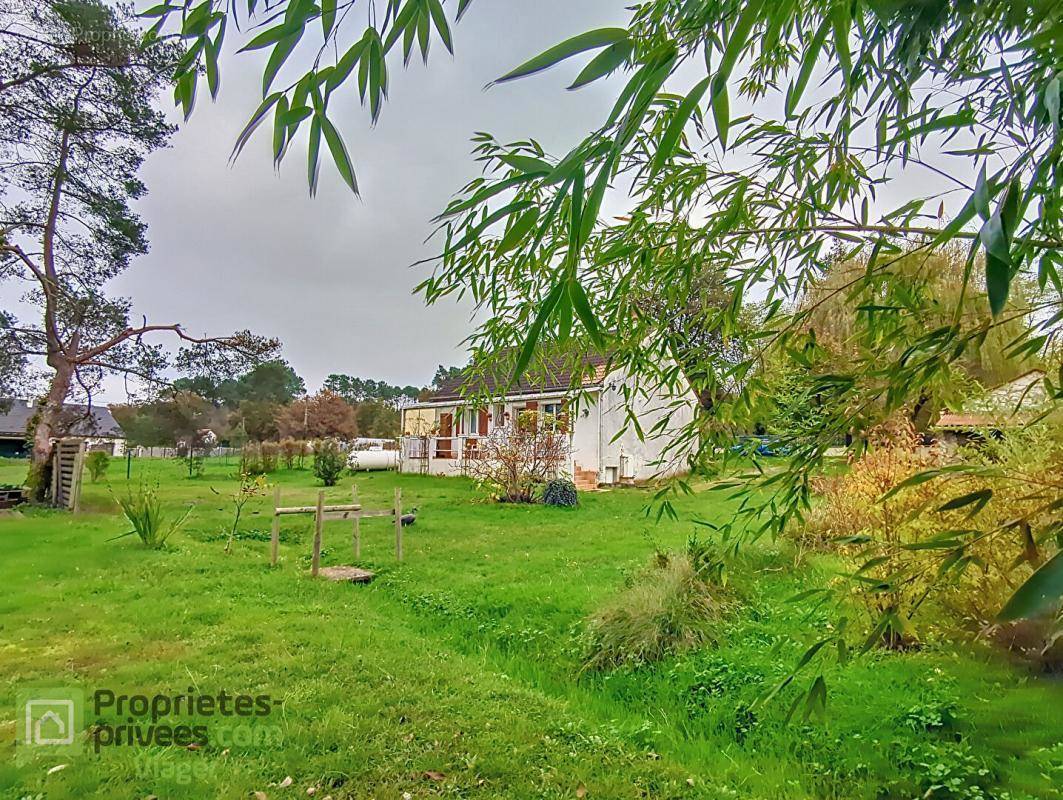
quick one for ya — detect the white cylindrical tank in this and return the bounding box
[347,449,398,471]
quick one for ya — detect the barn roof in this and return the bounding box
[0,399,124,438]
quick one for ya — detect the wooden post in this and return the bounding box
[270,485,281,567]
[70,443,86,513]
[311,489,324,577]
[394,487,403,561]
[352,484,361,561]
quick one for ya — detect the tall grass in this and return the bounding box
[581,540,726,672]
[114,483,192,548]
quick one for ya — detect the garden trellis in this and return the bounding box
[269,484,405,576]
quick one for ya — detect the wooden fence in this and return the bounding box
[269,485,404,575]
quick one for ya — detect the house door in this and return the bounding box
[437,412,453,459]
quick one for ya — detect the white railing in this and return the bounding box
[401,434,486,461]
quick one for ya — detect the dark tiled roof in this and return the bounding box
[428,351,611,403]
[0,399,124,438]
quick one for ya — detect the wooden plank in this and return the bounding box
[323,510,358,521]
[270,485,281,567]
[311,490,324,578]
[70,443,85,512]
[276,503,361,516]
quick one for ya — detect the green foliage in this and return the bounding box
[113,482,192,549]
[412,0,1063,622]
[312,438,346,486]
[84,451,110,483]
[147,0,468,194]
[581,539,726,672]
[542,477,578,507]
[222,471,267,554]
[323,374,419,406]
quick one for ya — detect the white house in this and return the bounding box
[398,353,697,489]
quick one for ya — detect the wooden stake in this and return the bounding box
[311,489,324,577]
[70,443,86,513]
[270,485,281,567]
[394,487,403,561]
[352,484,361,560]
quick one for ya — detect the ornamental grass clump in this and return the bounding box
[581,538,726,672]
[113,483,192,549]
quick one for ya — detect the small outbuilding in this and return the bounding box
[0,399,126,458]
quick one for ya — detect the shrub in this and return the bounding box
[542,477,578,507]
[313,438,347,486]
[85,451,110,482]
[113,483,192,549]
[260,441,279,472]
[800,415,1063,654]
[279,437,308,469]
[468,412,569,503]
[581,538,726,671]
[241,441,279,475]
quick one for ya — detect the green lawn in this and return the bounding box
[1,457,1060,799]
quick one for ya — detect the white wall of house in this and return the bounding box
[595,371,696,484]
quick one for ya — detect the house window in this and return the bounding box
[541,401,569,433]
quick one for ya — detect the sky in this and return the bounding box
[103,0,630,399]
[5,0,984,403]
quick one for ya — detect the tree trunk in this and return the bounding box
[27,358,75,502]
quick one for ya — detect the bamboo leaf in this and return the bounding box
[496,28,629,84]
[231,92,284,160]
[307,116,322,195]
[272,95,289,164]
[426,0,453,54]
[998,551,1063,621]
[653,75,711,173]
[512,280,567,382]
[786,20,828,115]
[262,31,303,95]
[320,115,359,194]
[569,279,604,348]
[711,76,730,150]
[321,0,336,39]
[937,489,992,515]
[497,207,539,252]
[568,40,631,90]
[498,153,552,175]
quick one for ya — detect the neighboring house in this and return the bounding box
[931,369,1048,449]
[398,353,697,489]
[0,399,127,458]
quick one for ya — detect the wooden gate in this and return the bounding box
[50,438,86,511]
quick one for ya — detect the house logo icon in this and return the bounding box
[28,702,74,745]
[17,689,83,750]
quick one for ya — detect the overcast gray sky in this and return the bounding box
[102,0,629,398]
